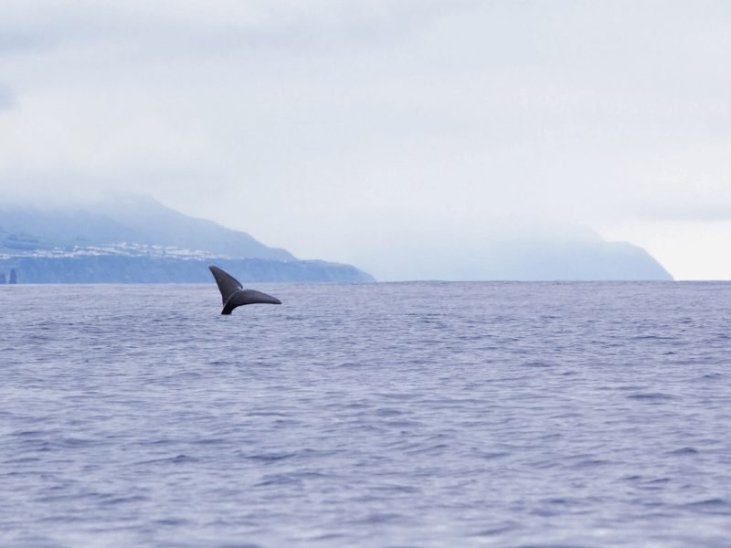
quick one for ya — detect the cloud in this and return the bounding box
[0,85,16,109]
[0,1,730,277]
[638,203,731,223]
[0,0,478,59]
[0,32,53,55]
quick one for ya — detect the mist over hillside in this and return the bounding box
[0,196,373,283]
[0,195,293,260]
[351,220,673,282]
[0,196,673,283]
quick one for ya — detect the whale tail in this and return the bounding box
[209,265,282,315]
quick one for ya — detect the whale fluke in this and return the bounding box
[209,265,282,315]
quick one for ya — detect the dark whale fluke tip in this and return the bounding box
[209,265,282,315]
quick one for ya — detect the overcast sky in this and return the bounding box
[1,0,730,279]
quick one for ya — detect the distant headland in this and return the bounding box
[0,195,674,284]
[355,220,674,282]
[0,196,374,284]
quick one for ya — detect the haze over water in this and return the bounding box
[2,282,731,546]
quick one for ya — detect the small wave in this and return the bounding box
[254,474,302,488]
[571,458,612,469]
[683,498,730,513]
[153,518,189,526]
[59,437,97,448]
[11,429,50,437]
[190,437,229,446]
[698,372,723,380]
[348,512,405,526]
[137,454,197,465]
[301,533,347,543]
[375,407,404,417]
[477,451,511,461]
[404,443,449,456]
[141,438,176,446]
[522,360,554,368]
[630,335,676,341]
[101,495,149,506]
[543,497,576,505]
[667,447,699,456]
[255,471,330,488]
[470,523,519,537]
[246,410,289,417]
[646,477,671,485]
[378,419,424,429]
[2,456,41,465]
[627,392,678,401]
[238,452,297,463]
[371,484,421,495]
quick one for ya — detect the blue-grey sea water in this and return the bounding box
[1,282,731,547]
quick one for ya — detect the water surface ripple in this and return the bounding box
[1,282,731,546]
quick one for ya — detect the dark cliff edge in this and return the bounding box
[0,256,373,284]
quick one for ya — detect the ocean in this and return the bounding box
[1,282,730,547]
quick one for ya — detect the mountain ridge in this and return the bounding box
[0,196,294,261]
[0,196,374,283]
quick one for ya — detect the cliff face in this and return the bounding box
[0,256,373,284]
[0,198,374,284]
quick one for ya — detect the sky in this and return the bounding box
[0,0,730,279]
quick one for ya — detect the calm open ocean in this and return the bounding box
[1,282,730,546]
